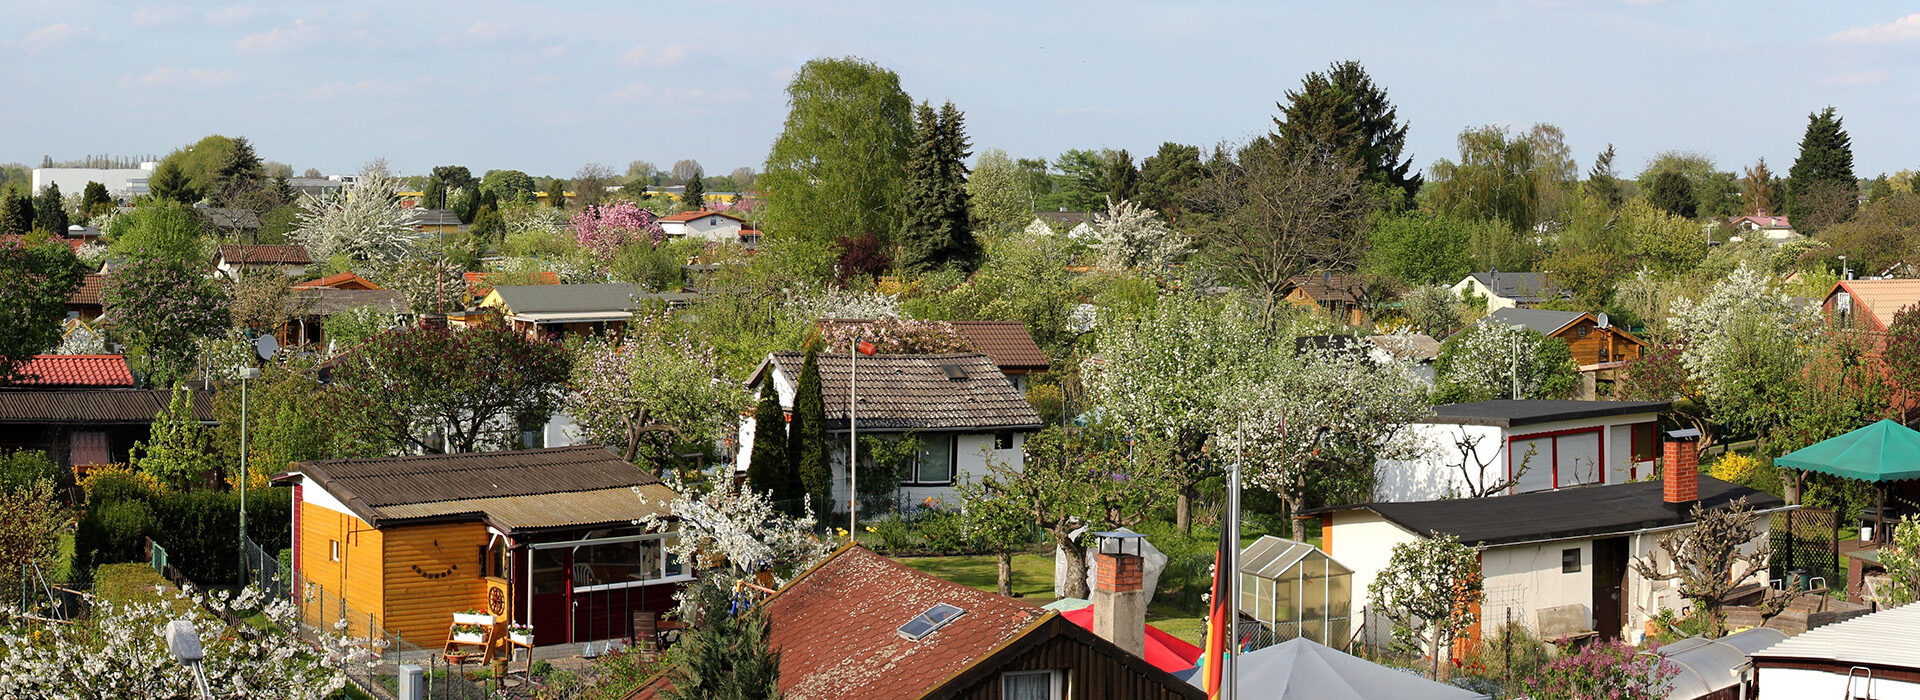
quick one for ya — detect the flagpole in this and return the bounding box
[849,336,858,541]
[1228,418,1242,700]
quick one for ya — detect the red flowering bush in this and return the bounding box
[1518,639,1677,700]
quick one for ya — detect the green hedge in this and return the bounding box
[74,486,293,585]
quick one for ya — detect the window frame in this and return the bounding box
[994,430,1015,451]
[1562,547,1581,574]
[902,433,958,486]
[329,540,340,562]
[1000,669,1063,700]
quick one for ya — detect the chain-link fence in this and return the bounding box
[288,570,496,699]
[242,536,288,602]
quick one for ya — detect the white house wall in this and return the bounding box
[1326,511,1422,628]
[825,431,1024,511]
[1481,541,1595,638]
[1759,668,1920,700]
[1375,415,1659,502]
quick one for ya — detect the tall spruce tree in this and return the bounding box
[1743,159,1779,215]
[0,187,33,236]
[212,136,265,207]
[1139,142,1203,219]
[1273,60,1422,204]
[1587,144,1623,207]
[1103,148,1140,202]
[787,346,830,517]
[683,171,705,210]
[1647,170,1697,219]
[422,179,448,210]
[1787,106,1857,217]
[33,184,67,235]
[897,101,978,273]
[546,178,567,208]
[746,390,791,505]
[80,181,111,219]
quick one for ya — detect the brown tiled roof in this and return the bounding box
[819,319,1049,372]
[0,388,215,424]
[218,244,312,265]
[280,445,670,531]
[12,355,135,388]
[293,272,383,290]
[68,273,106,307]
[757,352,1042,432]
[1287,274,1363,304]
[764,546,1048,699]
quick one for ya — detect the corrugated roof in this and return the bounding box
[818,319,1050,372]
[763,546,1048,699]
[293,272,382,290]
[218,244,312,265]
[291,445,660,508]
[372,483,677,532]
[1426,399,1670,427]
[490,284,642,314]
[1750,602,1920,669]
[1478,308,1586,337]
[760,352,1042,431]
[0,388,215,424]
[1649,627,1788,699]
[1313,478,1785,546]
[1831,279,1920,330]
[404,208,463,227]
[12,355,134,388]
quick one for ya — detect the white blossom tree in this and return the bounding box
[1090,197,1188,270]
[637,471,834,586]
[1666,264,1822,450]
[566,314,748,467]
[1433,321,1579,402]
[292,161,414,274]
[1220,347,1427,539]
[1367,534,1484,682]
[0,585,368,698]
[782,284,901,321]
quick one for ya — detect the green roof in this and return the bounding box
[1775,419,1920,483]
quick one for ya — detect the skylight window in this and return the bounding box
[897,603,966,641]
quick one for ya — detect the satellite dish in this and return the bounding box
[254,334,280,361]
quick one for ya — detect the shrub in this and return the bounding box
[1464,623,1553,683]
[1709,453,1760,482]
[1519,639,1677,700]
[93,562,172,604]
[0,448,66,495]
[79,463,161,505]
[74,500,158,583]
[915,509,969,555]
[870,513,915,555]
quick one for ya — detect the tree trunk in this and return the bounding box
[1285,493,1307,542]
[1430,627,1449,681]
[1058,530,1090,600]
[1176,486,1193,534]
[1783,469,1803,505]
[997,552,1013,597]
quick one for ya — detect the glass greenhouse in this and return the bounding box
[1238,536,1354,649]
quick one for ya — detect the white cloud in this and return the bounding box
[132,6,190,27]
[1817,69,1892,87]
[1823,14,1920,44]
[206,5,262,26]
[620,43,693,67]
[236,19,320,53]
[604,83,649,102]
[22,23,97,51]
[129,67,245,89]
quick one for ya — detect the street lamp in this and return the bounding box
[165,619,213,698]
[1839,255,1850,281]
[237,366,260,575]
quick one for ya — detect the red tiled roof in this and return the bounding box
[12,355,134,388]
[763,546,1048,699]
[218,244,312,265]
[294,271,383,290]
[817,319,1049,372]
[660,210,746,223]
[68,273,106,307]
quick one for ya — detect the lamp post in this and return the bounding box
[237,366,260,575]
[1840,255,1850,281]
[849,336,875,540]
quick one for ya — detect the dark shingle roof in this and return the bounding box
[195,207,262,231]
[218,244,312,265]
[1479,307,1586,336]
[0,388,214,424]
[489,284,704,314]
[1427,399,1670,427]
[1468,271,1562,303]
[281,445,671,531]
[1317,477,1785,546]
[760,352,1042,431]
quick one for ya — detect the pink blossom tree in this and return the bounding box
[570,202,665,260]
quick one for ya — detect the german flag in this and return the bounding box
[1198,518,1234,698]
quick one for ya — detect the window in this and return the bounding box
[1002,670,1062,700]
[1562,548,1581,573]
[329,540,340,562]
[898,603,966,641]
[909,435,956,484]
[994,431,1015,451]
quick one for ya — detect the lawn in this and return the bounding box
[893,553,1208,647]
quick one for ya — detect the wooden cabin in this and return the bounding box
[272,446,685,648]
[1473,308,1647,399]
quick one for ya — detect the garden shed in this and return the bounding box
[1237,536,1354,648]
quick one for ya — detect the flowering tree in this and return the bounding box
[1368,533,1484,681]
[566,315,747,467]
[1518,640,1678,700]
[0,236,87,384]
[783,284,901,321]
[637,471,832,585]
[102,257,230,383]
[1878,516,1920,605]
[0,585,365,698]
[1433,321,1578,403]
[571,202,666,260]
[1091,294,1271,532]
[1632,498,1773,638]
[1882,306,1920,424]
[819,317,972,355]
[1222,348,1427,539]
[292,161,414,274]
[325,325,571,455]
[1667,264,1822,446]
[1090,197,1188,270]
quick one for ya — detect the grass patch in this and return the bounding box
[53,532,75,582]
[893,552,1211,646]
[92,563,173,604]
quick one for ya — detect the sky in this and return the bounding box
[3,1,1918,181]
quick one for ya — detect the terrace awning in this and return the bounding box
[1775,419,1920,483]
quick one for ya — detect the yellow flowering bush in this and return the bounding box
[1709,453,1759,482]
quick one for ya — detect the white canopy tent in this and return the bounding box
[1195,637,1488,700]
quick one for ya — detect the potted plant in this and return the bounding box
[507,622,535,646]
[453,609,493,626]
[451,623,487,644]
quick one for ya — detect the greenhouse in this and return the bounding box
[1238,536,1354,648]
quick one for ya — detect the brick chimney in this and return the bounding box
[1092,536,1147,658]
[1662,429,1701,507]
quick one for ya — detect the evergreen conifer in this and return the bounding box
[33,183,67,235]
[746,390,792,508]
[1787,106,1856,217]
[788,345,830,518]
[898,101,978,273]
[682,172,705,210]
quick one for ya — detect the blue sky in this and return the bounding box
[4,1,1917,180]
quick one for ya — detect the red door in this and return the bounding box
[528,548,571,645]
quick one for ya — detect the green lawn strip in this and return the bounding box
[894,553,1212,647]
